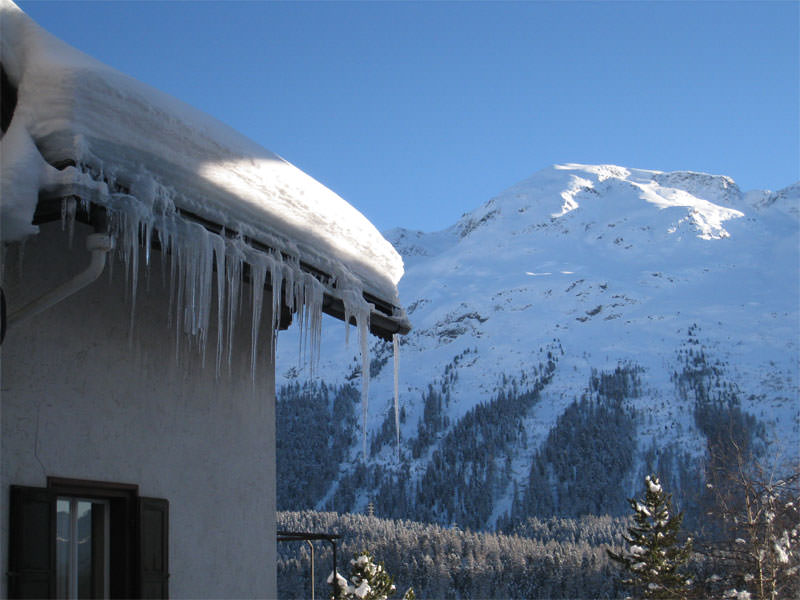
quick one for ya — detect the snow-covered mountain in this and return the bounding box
[275,164,799,530]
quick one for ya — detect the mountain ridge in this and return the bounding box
[276,163,799,530]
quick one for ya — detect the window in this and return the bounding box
[56,497,110,599]
[8,478,168,599]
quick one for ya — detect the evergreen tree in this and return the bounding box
[608,475,693,599]
[328,550,414,600]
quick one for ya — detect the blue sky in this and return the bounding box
[17,1,799,233]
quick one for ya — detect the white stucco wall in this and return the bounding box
[1,221,278,598]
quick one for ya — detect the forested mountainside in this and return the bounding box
[276,164,799,532]
[277,511,629,599]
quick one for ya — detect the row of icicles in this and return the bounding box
[61,186,400,462]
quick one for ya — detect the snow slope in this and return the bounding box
[276,163,798,524]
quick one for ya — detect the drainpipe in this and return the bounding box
[6,232,114,331]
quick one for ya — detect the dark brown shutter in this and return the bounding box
[8,485,56,599]
[138,497,169,599]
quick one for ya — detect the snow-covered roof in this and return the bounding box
[0,0,409,339]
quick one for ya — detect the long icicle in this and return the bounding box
[341,285,373,462]
[359,308,370,461]
[213,233,227,378]
[249,254,267,384]
[225,240,244,375]
[393,333,400,462]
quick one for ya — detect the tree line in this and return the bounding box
[277,510,628,599]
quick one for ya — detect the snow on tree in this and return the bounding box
[328,550,414,600]
[699,455,800,600]
[607,474,693,599]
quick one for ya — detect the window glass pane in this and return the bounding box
[56,499,71,599]
[56,497,109,599]
[76,501,92,598]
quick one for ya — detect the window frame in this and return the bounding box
[8,478,168,599]
[48,478,138,599]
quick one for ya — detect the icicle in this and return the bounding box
[301,273,324,373]
[279,256,321,365]
[106,199,145,343]
[309,277,324,367]
[200,229,215,353]
[343,302,352,348]
[155,219,169,298]
[292,265,307,367]
[249,254,267,383]
[341,284,373,462]
[182,222,215,366]
[267,253,284,333]
[133,220,143,339]
[358,305,371,461]
[141,219,153,297]
[60,197,76,247]
[163,218,178,332]
[225,239,245,375]
[181,224,200,338]
[173,230,186,361]
[213,233,227,378]
[393,333,400,461]
[262,255,279,361]
[283,255,296,324]
[131,215,142,341]
[143,217,152,267]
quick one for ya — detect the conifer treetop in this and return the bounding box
[608,474,693,599]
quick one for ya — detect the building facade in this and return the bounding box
[2,221,278,597]
[0,2,408,597]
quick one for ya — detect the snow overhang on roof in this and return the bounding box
[0,0,409,341]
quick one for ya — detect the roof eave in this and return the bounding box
[33,186,411,342]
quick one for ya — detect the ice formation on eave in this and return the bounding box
[0,0,408,455]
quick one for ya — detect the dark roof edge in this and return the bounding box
[33,189,411,342]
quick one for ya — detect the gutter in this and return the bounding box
[3,232,113,338]
[33,193,411,342]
